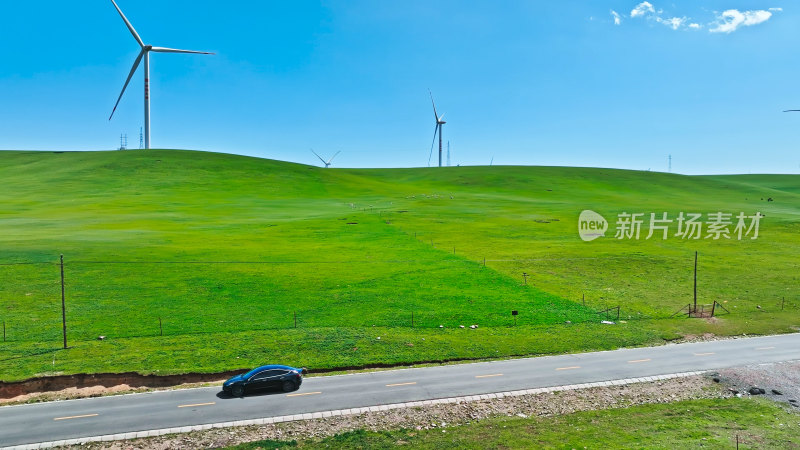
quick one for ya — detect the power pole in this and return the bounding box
[693,251,698,315]
[60,254,67,349]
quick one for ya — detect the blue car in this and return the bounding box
[223,365,307,397]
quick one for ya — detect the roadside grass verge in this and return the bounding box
[0,322,661,381]
[228,397,800,449]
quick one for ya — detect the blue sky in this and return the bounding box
[1,1,798,174]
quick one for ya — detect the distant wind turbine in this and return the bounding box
[784,110,800,112]
[311,149,340,168]
[428,90,447,167]
[108,0,214,149]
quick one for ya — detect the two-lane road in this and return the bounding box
[1,333,798,448]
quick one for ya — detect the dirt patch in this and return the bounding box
[673,332,719,343]
[713,360,800,409]
[0,371,243,404]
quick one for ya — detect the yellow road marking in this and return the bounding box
[628,359,651,363]
[286,391,322,397]
[53,413,98,421]
[475,374,504,378]
[386,382,417,387]
[178,402,215,408]
[555,366,580,371]
[756,346,775,350]
[694,352,715,356]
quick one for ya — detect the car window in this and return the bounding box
[249,370,270,381]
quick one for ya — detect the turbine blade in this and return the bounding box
[150,47,215,55]
[328,151,341,164]
[429,89,439,122]
[784,110,800,112]
[110,0,144,48]
[109,49,145,121]
[311,149,327,165]
[428,124,439,166]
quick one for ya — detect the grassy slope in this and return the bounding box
[229,398,800,449]
[0,150,798,381]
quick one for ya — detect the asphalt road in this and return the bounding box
[1,333,799,447]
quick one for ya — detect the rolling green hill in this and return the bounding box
[1,150,798,381]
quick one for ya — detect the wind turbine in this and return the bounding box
[108,0,214,149]
[785,109,800,113]
[428,90,446,167]
[311,149,340,168]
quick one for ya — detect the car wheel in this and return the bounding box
[231,385,245,397]
[282,380,296,392]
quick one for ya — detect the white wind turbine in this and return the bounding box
[108,0,214,149]
[428,90,446,167]
[311,149,341,168]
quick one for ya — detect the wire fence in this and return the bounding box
[0,256,796,345]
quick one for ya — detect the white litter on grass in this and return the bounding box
[601,320,616,325]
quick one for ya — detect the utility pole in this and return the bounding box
[60,254,67,349]
[693,251,698,315]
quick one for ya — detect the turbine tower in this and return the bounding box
[311,149,340,168]
[428,90,446,167]
[108,0,214,149]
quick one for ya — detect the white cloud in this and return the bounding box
[657,16,687,30]
[631,2,655,18]
[618,3,780,33]
[709,9,774,33]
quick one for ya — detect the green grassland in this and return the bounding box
[0,150,798,381]
[228,397,800,449]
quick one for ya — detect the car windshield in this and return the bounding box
[242,367,263,378]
